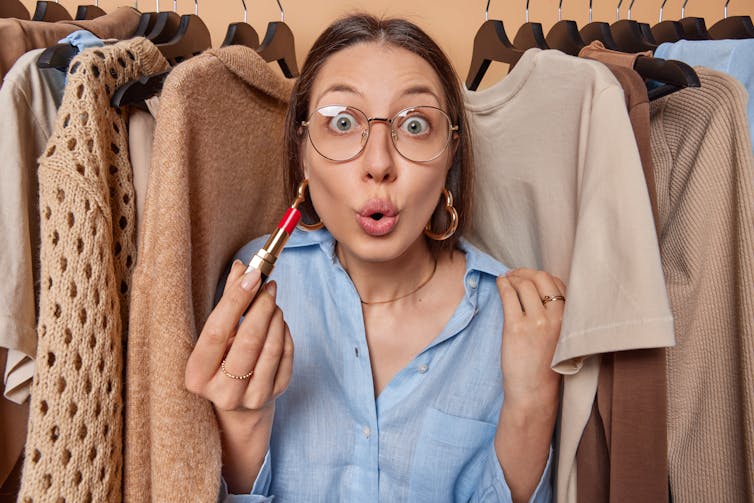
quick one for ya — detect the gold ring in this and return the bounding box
[221,359,254,380]
[541,295,566,305]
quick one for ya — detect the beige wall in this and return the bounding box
[19,0,754,87]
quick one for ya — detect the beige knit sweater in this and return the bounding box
[124,47,291,502]
[650,68,754,502]
[19,38,168,502]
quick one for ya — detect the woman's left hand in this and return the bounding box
[496,268,565,413]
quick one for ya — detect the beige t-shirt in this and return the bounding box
[0,46,65,493]
[464,48,675,503]
[127,96,160,247]
[0,48,66,405]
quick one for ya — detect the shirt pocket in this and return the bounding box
[408,407,497,503]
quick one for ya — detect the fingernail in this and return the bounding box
[233,259,243,267]
[240,272,259,292]
[265,281,277,297]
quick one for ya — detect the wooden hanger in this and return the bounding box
[634,56,700,100]
[513,0,549,49]
[651,1,684,44]
[580,0,620,50]
[466,1,524,90]
[678,1,709,40]
[111,70,170,109]
[32,1,72,22]
[545,0,586,56]
[75,2,106,20]
[0,0,30,19]
[156,1,211,66]
[37,43,78,69]
[222,0,260,49]
[710,16,754,39]
[257,0,299,77]
[679,17,709,39]
[112,0,211,107]
[638,22,658,43]
[708,1,754,39]
[611,0,657,52]
[146,0,182,43]
[133,12,158,37]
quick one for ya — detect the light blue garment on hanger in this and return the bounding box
[58,29,105,52]
[56,30,105,81]
[656,39,754,151]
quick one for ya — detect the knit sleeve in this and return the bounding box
[19,38,168,503]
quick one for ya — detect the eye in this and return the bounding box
[328,112,358,133]
[400,116,430,136]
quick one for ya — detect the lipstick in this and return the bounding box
[245,182,308,296]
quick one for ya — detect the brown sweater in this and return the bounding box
[124,46,292,502]
[19,38,168,502]
[650,68,754,502]
[0,6,140,82]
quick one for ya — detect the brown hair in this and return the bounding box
[284,13,474,255]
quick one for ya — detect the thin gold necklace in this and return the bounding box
[359,257,439,306]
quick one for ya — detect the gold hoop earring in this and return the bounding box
[295,179,324,231]
[424,187,458,241]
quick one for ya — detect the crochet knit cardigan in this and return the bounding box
[19,38,168,502]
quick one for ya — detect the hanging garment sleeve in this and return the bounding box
[574,51,669,503]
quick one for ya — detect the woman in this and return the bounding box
[186,14,564,503]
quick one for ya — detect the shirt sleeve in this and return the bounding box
[473,444,553,503]
[218,450,274,502]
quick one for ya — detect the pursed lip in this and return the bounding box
[356,199,399,236]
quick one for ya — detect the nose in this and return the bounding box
[361,120,397,183]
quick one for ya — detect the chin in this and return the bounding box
[334,227,428,264]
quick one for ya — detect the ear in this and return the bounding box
[450,131,460,155]
[444,133,460,176]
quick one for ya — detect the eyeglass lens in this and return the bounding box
[306,105,453,162]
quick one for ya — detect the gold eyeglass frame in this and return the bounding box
[301,105,460,163]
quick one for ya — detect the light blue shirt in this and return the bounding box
[655,39,754,151]
[58,29,104,52]
[220,228,553,503]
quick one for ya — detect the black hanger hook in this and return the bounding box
[277,0,284,22]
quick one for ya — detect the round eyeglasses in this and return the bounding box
[301,105,459,163]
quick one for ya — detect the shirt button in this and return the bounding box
[418,364,428,374]
[468,277,478,289]
[362,426,371,439]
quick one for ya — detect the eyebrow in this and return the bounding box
[316,84,363,103]
[316,83,442,105]
[401,85,442,103]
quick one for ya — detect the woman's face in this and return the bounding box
[302,42,454,264]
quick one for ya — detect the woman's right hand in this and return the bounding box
[185,259,294,493]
